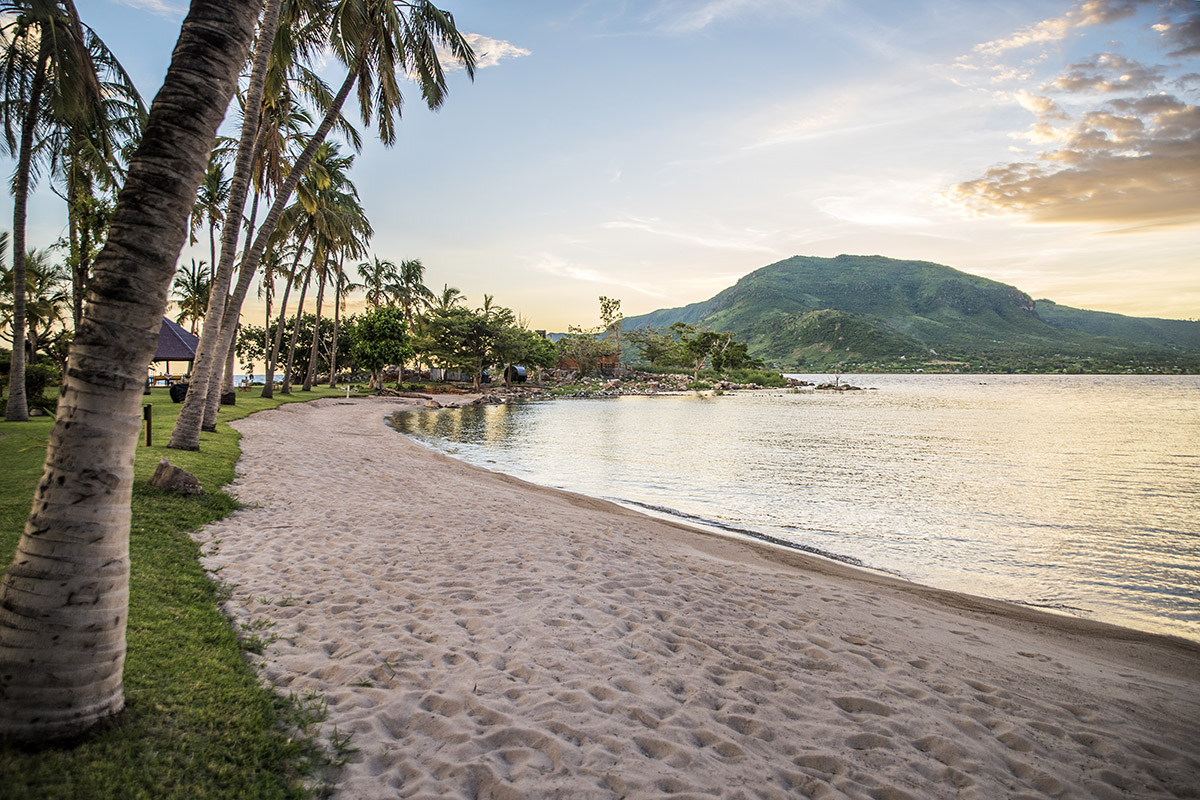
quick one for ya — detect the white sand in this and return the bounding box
[195,397,1200,799]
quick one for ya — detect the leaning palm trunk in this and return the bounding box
[302,271,325,391]
[281,266,311,394]
[194,72,358,427]
[0,0,261,742]
[329,259,345,388]
[3,36,50,422]
[261,243,305,398]
[168,0,282,450]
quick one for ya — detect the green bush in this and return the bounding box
[0,360,61,414]
[725,368,787,387]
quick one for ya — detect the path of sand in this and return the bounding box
[195,397,1200,799]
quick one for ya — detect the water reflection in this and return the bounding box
[388,376,1200,641]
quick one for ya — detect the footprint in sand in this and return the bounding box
[832,696,893,716]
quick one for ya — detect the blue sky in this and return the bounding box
[8,0,1200,329]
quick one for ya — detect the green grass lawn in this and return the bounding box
[0,385,354,799]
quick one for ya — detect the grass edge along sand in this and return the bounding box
[0,385,354,800]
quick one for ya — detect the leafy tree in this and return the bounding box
[420,299,513,390]
[0,0,263,743]
[625,325,679,367]
[599,294,622,365]
[557,325,614,378]
[671,321,724,382]
[353,306,411,389]
[493,322,555,387]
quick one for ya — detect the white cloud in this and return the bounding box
[459,33,531,70]
[602,216,780,254]
[974,0,1149,57]
[113,0,183,15]
[642,0,835,34]
[531,253,668,298]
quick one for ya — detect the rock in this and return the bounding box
[425,399,442,409]
[150,457,204,495]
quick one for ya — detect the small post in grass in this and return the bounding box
[144,403,153,447]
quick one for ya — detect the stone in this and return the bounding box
[150,457,204,495]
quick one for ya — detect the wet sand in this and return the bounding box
[195,397,1200,799]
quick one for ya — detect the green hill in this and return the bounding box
[622,255,1200,372]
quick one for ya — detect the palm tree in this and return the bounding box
[172,258,210,334]
[170,0,476,450]
[0,0,264,743]
[389,257,434,330]
[260,233,309,398]
[357,255,397,309]
[328,258,359,387]
[166,0,285,445]
[19,249,68,360]
[190,155,230,281]
[1,246,69,364]
[435,282,465,312]
[1,0,107,420]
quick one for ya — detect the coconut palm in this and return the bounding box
[171,0,476,450]
[190,155,230,280]
[1,246,69,362]
[0,0,264,742]
[389,257,434,330]
[1,0,110,420]
[435,282,465,312]
[172,258,210,334]
[40,37,144,331]
[357,255,397,309]
[166,0,285,444]
[328,258,359,387]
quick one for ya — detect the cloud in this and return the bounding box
[641,0,834,34]
[1155,5,1200,57]
[532,254,668,298]
[602,216,780,254]
[1046,53,1165,93]
[949,98,1200,226]
[460,34,531,70]
[974,0,1148,56]
[113,0,183,14]
[950,2,1200,228]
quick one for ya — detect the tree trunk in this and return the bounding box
[261,243,304,399]
[168,0,282,450]
[302,270,325,391]
[3,44,49,422]
[329,263,343,388]
[0,0,262,743]
[281,266,312,394]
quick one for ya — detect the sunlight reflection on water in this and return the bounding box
[388,375,1200,641]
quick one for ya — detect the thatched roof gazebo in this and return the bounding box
[151,317,199,383]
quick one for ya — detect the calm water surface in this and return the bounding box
[389,375,1200,642]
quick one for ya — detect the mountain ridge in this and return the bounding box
[620,255,1199,371]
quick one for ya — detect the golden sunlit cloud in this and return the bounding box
[951,1,1200,228]
[974,0,1147,56]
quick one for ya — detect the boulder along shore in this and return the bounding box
[195,396,1200,799]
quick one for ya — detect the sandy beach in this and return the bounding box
[194,397,1200,799]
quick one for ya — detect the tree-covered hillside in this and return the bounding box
[622,255,1200,372]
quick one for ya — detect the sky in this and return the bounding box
[6,0,1200,331]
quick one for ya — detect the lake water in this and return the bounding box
[388,375,1200,642]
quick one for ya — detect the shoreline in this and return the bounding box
[197,396,1200,798]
